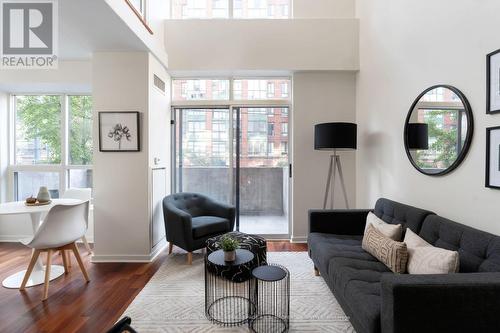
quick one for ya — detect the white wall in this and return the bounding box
[0,93,8,204]
[92,52,151,260]
[165,19,358,71]
[293,0,355,18]
[104,0,168,67]
[356,0,500,235]
[292,72,357,241]
[0,61,91,93]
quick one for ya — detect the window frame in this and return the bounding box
[8,93,93,201]
[170,0,292,19]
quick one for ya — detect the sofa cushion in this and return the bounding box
[191,216,230,239]
[362,224,408,273]
[308,232,377,275]
[419,215,500,273]
[328,257,391,333]
[373,198,434,235]
[405,229,459,274]
[365,212,403,240]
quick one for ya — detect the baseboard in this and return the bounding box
[0,235,29,242]
[91,241,168,263]
[0,235,94,243]
[290,235,307,243]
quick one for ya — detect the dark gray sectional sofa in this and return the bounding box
[308,198,500,333]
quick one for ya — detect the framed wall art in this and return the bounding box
[486,126,500,189]
[487,49,500,114]
[99,112,140,152]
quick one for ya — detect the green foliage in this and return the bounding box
[69,96,93,165]
[16,95,92,165]
[17,95,61,163]
[416,110,458,170]
[219,235,239,252]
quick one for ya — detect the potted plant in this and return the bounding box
[220,235,239,262]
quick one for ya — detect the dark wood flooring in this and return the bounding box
[0,241,307,333]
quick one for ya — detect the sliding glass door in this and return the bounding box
[174,108,233,203]
[173,106,290,237]
[235,107,289,236]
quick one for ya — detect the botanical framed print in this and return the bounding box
[99,112,140,152]
[487,49,500,114]
[486,126,500,189]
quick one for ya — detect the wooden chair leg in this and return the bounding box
[66,250,72,267]
[71,243,90,282]
[42,250,53,301]
[20,250,41,291]
[187,252,193,265]
[168,243,173,254]
[61,249,69,273]
[81,236,92,255]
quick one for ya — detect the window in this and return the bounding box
[173,79,230,101]
[281,122,288,136]
[129,0,145,15]
[267,123,274,136]
[233,79,291,100]
[171,0,290,19]
[11,95,93,201]
[281,141,288,154]
[15,95,61,165]
[172,78,290,101]
[69,96,93,165]
[233,0,290,19]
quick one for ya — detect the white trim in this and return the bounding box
[0,235,94,243]
[290,235,307,243]
[91,241,168,263]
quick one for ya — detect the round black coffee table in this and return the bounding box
[249,264,290,333]
[205,249,257,326]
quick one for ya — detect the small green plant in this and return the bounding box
[219,236,239,252]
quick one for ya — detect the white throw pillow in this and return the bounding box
[404,229,460,274]
[364,212,402,241]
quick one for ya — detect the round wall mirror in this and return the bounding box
[404,85,474,176]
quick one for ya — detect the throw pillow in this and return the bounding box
[404,229,459,274]
[362,224,408,273]
[365,212,402,241]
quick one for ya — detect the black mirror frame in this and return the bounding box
[404,85,474,176]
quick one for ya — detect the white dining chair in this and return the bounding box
[63,188,92,255]
[19,201,90,300]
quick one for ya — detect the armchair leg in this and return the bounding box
[168,243,173,255]
[187,252,192,265]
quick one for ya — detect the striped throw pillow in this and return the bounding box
[362,224,408,273]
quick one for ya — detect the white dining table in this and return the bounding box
[0,198,82,289]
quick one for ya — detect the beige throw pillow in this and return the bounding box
[365,212,402,241]
[362,224,408,273]
[404,229,459,274]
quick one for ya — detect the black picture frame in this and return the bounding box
[403,85,474,176]
[486,126,500,189]
[486,49,500,114]
[99,111,140,152]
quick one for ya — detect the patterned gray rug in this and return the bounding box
[122,252,355,332]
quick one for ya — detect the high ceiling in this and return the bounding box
[59,0,148,60]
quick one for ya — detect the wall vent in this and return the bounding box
[153,74,166,93]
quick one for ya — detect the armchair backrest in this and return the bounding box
[165,192,209,217]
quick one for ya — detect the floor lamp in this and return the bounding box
[314,122,357,209]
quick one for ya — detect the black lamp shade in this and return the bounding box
[314,122,357,151]
[407,123,429,150]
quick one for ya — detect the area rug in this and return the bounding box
[122,252,355,332]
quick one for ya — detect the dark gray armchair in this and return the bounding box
[162,192,235,264]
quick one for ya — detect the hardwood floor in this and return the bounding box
[0,241,307,333]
